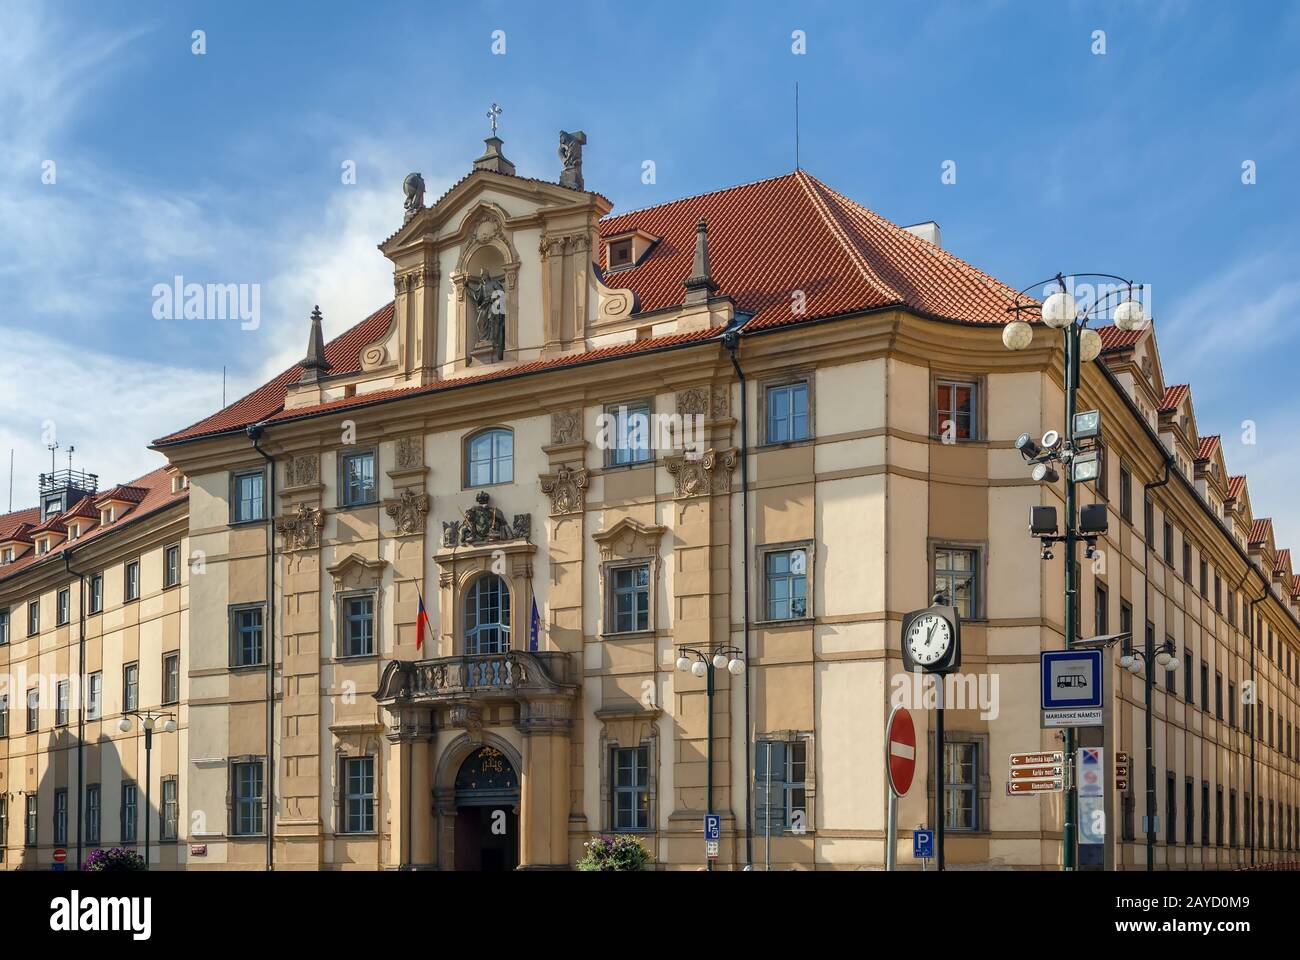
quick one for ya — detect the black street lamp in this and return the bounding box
[118,709,176,870]
[1004,272,1147,871]
[675,644,745,872]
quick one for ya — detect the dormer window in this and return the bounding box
[101,507,114,525]
[1,547,12,563]
[43,497,62,520]
[608,238,633,268]
[36,539,48,556]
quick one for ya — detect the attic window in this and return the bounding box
[1,547,12,563]
[36,539,49,556]
[101,507,114,525]
[608,239,633,269]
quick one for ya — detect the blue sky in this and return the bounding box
[1,0,1297,543]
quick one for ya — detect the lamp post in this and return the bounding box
[1119,634,1179,870]
[1004,272,1147,871]
[676,644,745,871]
[118,709,177,870]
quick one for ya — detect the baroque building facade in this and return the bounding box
[4,133,1299,870]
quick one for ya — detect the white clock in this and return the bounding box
[905,613,952,667]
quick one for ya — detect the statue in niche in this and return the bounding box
[558,130,587,190]
[402,172,425,224]
[466,268,506,363]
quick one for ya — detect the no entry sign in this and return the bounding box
[53,849,67,863]
[886,706,916,796]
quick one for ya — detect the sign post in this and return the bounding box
[703,814,720,863]
[912,828,935,870]
[885,706,916,871]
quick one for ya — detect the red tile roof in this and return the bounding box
[1275,549,1291,574]
[95,484,150,505]
[157,171,1032,446]
[1097,324,1144,352]
[1196,435,1221,461]
[0,467,186,585]
[1159,384,1189,412]
[29,515,68,536]
[1250,518,1273,547]
[0,512,38,545]
[1227,475,1246,501]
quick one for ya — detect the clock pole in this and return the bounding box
[935,676,945,871]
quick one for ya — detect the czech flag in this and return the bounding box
[416,587,431,653]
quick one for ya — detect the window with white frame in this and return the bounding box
[0,607,8,644]
[86,784,101,845]
[610,746,650,831]
[25,795,37,846]
[464,575,510,654]
[943,740,980,831]
[338,449,378,507]
[755,739,808,835]
[934,379,977,440]
[341,756,376,833]
[765,380,810,444]
[90,574,103,613]
[163,652,180,704]
[54,788,68,845]
[934,546,979,619]
[763,546,809,620]
[26,688,39,732]
[162,777,179,841]
[165,543,181,587]
[466,428,514,486]
[123,662,139,712]
[56,680,69,726]
[57,587,69,626]
[605,402,652,467]
[88,672,102,720]
[121,781,138,843]
[27,600,39,636]
[124,560,140,602]
[607,563,650,634]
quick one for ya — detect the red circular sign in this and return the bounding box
[887,707,916,796]
[53,849,67,863]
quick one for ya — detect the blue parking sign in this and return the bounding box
[704,814,720,841]
[912,828,935,859]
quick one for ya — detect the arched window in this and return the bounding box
[465,575,511,654]
[465,428,513,487]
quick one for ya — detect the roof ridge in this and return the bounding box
[601,170,804,223]
[792,170,901,305]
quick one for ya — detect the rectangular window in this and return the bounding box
[56,680,69,726]
[121,782,137,843]
[54,788,68,845]
[232,761,264,836]
[86,784,101,845]
[1094,584,1108,637]
[943,741,979,832]
[164,544,181,587]
[934,547,978,619]
[1200,661,1209,712]
[163,652,180,705]
[27,600,39,636]
[341,756,376,834]
[765,380,810,444]
[606,402,653,466]
[1183,649,1193,702]
[1184,778,1194,845]
[232,469,265,523]
[1120,465,1133,523]
[25,795,37,846]
[1095,442,1108,499]
[1163,521,1174,565]
[338,449,378,507]
[1144,497,1154,545]
[341,594,375,658]
[0,607,7,644]
[1216,787,1224,847]
[608,238,633,268]
[610,746,650,832]
[90,574,103,613]
[934,379,977,440]
[1229,682,1237,728]
[57,587,70,626]
[0,695,7,737]
[756,739,808,835]
[230,605,265,667]
[1119,601,1132,637]
[161,777,179,841]
[1214,575,1222,613]
[123,662,139,712]
[27,688,39,732]
[1201,781,1210,846]
[608,564,650,633]
[1245,793,1253,847]
[1199,559,1208,599]
[124,560,140,602]
[1163,633,1176,694]
[764,547,809,621]
[1230,790,1238,847]
[1183,542,1192,581]
[1228,590,1236,627]
[1215,672,1223,720]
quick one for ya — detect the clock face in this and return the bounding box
[906,613,952,667]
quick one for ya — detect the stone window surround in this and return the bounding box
[929,370,987,443]
[592,519,666,641]
[433,542,535,659]
[758,369,816,448]
[601,395,656,469]
[600,558,656,639]
[597,710,661,835]
[755,540,815,626]
[926,728,992,835]
[754,729,817,835]
[462,424,515,489]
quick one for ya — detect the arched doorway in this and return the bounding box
[453,745,520,871]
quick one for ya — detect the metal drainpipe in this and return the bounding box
[248,423,277,871]
[1247,578,1268,866]
[1141,462,1170,871]
[723,329,753,869]
[63,549,87,870]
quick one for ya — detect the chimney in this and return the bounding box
[902,221,942,248]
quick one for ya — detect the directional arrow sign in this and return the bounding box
[1009,765,1064,780]
[1008,778,1064,795]
[1010,751,1064,767]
